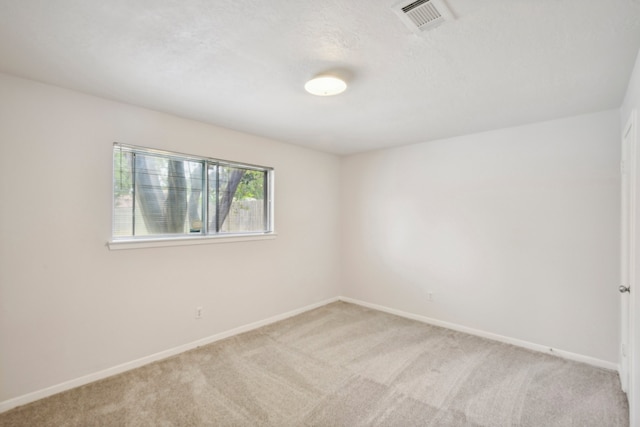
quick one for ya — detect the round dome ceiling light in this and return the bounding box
[304,75,347,96]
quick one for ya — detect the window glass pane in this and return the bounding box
[207,165,266,234]
[223,169,266,233]
[186,162,204,234]
[217,165,246,233]
[113,149,134,237]
[114,150,204,237]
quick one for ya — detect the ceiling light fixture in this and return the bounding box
[304,75,347,96]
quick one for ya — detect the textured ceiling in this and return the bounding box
[0,0,639,154]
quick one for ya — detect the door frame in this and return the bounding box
[622,109,638,425]
[621,111,634,392]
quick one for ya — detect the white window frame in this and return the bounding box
[108,143,275,250]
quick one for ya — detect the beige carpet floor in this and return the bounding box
[0,301,629,426]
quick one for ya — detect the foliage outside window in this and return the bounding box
[113,143,272,240]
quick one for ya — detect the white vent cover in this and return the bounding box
[392,0,453,34]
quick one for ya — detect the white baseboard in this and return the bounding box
[0,297,339,414]
[1,295,616,414]
[338,296,618,371]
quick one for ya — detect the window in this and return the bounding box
[112,143,273,242]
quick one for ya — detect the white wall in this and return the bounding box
[341,110,621,363]
[0,73,341,403]
[0,69,626,407]
[621,48,640,427]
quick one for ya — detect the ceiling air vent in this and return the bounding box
[392,0,453,34]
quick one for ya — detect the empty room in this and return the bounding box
[1,0,640,425]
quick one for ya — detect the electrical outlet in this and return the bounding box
[195,306,203,319]
[423,290,434,302]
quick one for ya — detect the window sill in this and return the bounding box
[107,233,277,251]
